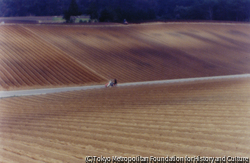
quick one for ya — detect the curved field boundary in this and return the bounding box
[0,74,249,98]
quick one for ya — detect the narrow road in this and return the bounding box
[0,74,249,98]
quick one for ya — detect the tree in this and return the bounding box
[99,8,114,22]
[174,6,190,20]
[0,0,249,22]
[87,2,98,19]
[63,0,81,23]
[202,0,218,20]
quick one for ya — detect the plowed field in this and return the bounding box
[1,22,250,90]
[0,77,249,162]
[25,23,250,82]
[0,25,105,90]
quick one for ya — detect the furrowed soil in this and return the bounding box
[0,22,249,90]
[24,22,250,83]
[0,25,105,90]
[0,77,249,162]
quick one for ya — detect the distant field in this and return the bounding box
[0,22,250,90]
[0,16,66,24]
[0,77,249,162]
[0,16,96,24]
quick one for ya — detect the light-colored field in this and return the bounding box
[0,16,66,24]
[0,77,249,162]
[0,16,96,24]
[0,22,250,90]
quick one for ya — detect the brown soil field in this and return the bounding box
[24,22,250,83]
[0,22,250,90]
[0,77,249,162]
[0,25,105,90]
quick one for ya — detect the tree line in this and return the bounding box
[1,0,250,22]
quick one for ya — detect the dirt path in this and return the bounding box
[0,74,249,98]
